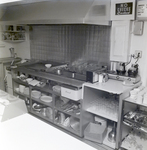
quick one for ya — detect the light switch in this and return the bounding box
[133,21,144,35]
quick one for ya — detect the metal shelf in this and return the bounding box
[13,78,29,86]
[86,106,118,122]
[54,121,80,137]
[55,106,80,119]
[14,90,30,98]
[30,110,53,123]
[31,97,53,107]
[121,131,147,150]
[31,84,53,94]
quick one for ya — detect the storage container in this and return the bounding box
[84,122,107,143]
[61,86,82,101]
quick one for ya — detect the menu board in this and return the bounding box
[111,0,135,20]
[115,2,133,15]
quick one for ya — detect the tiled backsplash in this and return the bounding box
[30,24,111,66]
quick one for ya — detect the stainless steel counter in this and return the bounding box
[12,62,85,89]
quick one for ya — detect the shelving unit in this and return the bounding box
[1,25,26,42]
[82,80,140,149]
[121,96,147,150]
[12,70,85,138]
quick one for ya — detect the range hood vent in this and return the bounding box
[0,0,111,25]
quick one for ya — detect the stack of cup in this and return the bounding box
[136,95,143,104]
[19,85,26,94]
[130,90,138,101]
[143,93,147,105]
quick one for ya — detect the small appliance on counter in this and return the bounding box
[86,67,107,83]
[128,64,139,77]
[116,62,126,75]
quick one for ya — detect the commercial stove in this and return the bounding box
[107,71,141,84]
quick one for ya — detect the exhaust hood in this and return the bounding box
[0,0,111,25]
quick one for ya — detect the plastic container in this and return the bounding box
[84,122,107,143]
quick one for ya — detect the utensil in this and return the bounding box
[108,122,116,143]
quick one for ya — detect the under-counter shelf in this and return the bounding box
[124,97,147,107]
[14,90,29,98]
[55,106,80,119]
[30,110,53,123]
[54,120,80,136]
[31,97,53,107]
[55,98,80,119]
[13,78,29,86]
[86,106,118,122]
[31,84,53,94]
[123,110,147,133]
[121,130,147,150]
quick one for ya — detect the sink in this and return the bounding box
[0,57,22,63]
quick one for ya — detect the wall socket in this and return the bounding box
[135,50,142,58]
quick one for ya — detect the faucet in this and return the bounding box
[11,59,15,66]
[9,47,15,57]
[10,53,17,66]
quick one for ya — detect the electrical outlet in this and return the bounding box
[135,50,142,58]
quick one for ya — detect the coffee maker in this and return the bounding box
[128,64,138,77]
[116,62,126,75]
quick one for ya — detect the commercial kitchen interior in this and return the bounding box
[0,0,147,150]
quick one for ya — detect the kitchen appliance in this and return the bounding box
[86,67,107,83]
[128,64,138,77]
[116,62,126,75]
[86,71,99,83]
[0,0,111,25]
[107,69,141,84]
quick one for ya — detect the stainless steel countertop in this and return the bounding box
[12,62,84,89]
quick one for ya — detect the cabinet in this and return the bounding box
[12,71,85,137]
[1,25,26,42]
[121,88,147,150]
[82,80,141,149]
[110,21,132,62]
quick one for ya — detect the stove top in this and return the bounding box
[106,70,141,83]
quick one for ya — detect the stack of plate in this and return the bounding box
[40,95,52,103]
[31,90,41,99]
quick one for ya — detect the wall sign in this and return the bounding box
[137,1,147,18]
[115,2,133,15]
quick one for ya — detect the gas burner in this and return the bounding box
[116,70,126,75]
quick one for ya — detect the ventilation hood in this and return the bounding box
[0,0,111,25]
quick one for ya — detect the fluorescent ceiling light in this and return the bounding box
[0,0,22,4]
